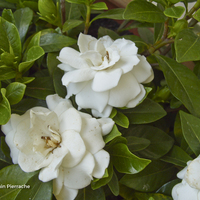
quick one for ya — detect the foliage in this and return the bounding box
[0,0,200,199]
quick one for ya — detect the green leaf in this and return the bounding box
[109,143,151,174]
[161,145,192,167]
[103,124,121,144]
[164,6,185,18]
[91,2,108,10]
[123,98,167,124]
[193,8,200,22]
[98,27,119,40]
[23,1,38,12]
[16,77,35,84]
[5,82,26,105]
[123,0,166,23]
[1,136,11,159]
[15,173,53,200]
[120,161,175,192]
[156,55,200,117]
[91,8,125,23]
[66,0,89,5]
[47,52,60,76]
[154,23,164,43]
[13,7,33,43]
[138,27,154,45]
[25,77,55,100]
[0,65,17,81]
[75,186,105,200]
[0,17,21,63]
[0,165,38,199]
[126,136,150,152]
[175,29,200,62]
[125,125,174,159]
[113,111,129,128]
[0,147,12,170]
[133,192,173,200]
[0,0,15,9]
[180,111,200,156]
[2,9,15,23]
[40,33,77,52]
[63,19,84,32]
[0,88,11,125]
[108,170,119,196]
[1,52,16,67]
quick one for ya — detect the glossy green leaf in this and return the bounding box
[161,145,192,167]
[175,29,200,62]
[180,111,200,156]
[14,7,33,43]
[15,173,53,200]
[193,8,200,22]
[91,2,108,10]
[123,0,166,23]
[156,55,200,117]
[66,0,89,5]
[0,165,38,199]
[16,77,35,84]
[0,88,11,125]
[125,125,174,159]
[126,136,150,152]
[25,77,55,100]
[75,186,105,200]
[164,6,185,18]
[2,9,15,23]
[109,143,151,174]
[108,171,119,196]
[0,17,21,62]
[5,82,26,105]
[113,111,129,128]
[123,98,167,124]
[120,161,175,192]
[1,52,16,67]
[98,27,119,40]
[153,0,168,6]
[40,33,76,52]
[104,125,122,144]
[91,8,125,23]
[169,0,182,3]
[63,19,84,32]
[0,65,17,81]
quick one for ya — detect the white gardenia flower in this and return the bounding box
[57,33,154,117]
[1,94,114,200]
[172,155,200,200]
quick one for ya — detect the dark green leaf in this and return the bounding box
[25,77,55,100]
[40,33,77,52]
[123,98,167,124]
[2,9,15,23]
[91,2,108,10]
[5,82,26,105]
[123,0,166,23]
[113,111,129,128]
[156,55,200,117]
[16,77,35,84]
[0,65,17,81]
[65,2,82,20]
[1,136,11,159]
[126,136,150,152]
[47,52,60,76]
[164,6,185,18]
[108,171,119,196]
[75,186,105,200]
[125,125,174,159]
[133,192,173,200]
[180,111,200,156]
[120,161,175,192]
[23,1,38,12]
[103,124,121,144]
[0,0,15,9]
[0,88,11,125]
[66,0,89,5]
[98,27,119,40]
[0,165,38,199]
[63,19,84,32]
[14,7,33,43]
[154,23,164,43]
[161,145,192,167]
[109,143,151,174]
[138,27,154,44]
[175,29,200,62]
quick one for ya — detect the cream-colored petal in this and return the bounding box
[63,151,95,189]
[53,166,64,195]
[57,63,74,71]
[99,35,113,48]
[92,105,113,118]
[80,51,102,66]
[97,118,114,136]
[93,150,110,178]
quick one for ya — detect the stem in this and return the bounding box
[185,0,200,20]
[60,0,66,26]
[161,18,169,41]
[84,5,91,34]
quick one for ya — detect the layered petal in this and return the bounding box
[57,63,74,72]
[92,105,113,118]
[99,35,113,48]
[66,82,87,99]
[80,51,102,66]
[97,118,114,136]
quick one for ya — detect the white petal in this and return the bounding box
[93,150,110,178]
[97,118,114,136]
[126,84,146,108]
[76,81,109,113]
[131,55,154,83]
[78,33,98,53]
[59,108,82,133]
[92,105,113,118]
[61,68,96,86]
[53,166,64,195]
[99,35,113,48]
[63,151,95,189]
[57,63,74,71]
[95,39,106,56]
[108,73,141,107]
[80,117,105,154]
[80,51,102,66]
[57,47,88,68]
[61,130,86,168]
[177,164,189,179]
[92,68,122,92]
[1,118,12,135]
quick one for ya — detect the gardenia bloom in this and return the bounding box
[57,33,154,117]
[1,94,114,200]
[172,155,200,200]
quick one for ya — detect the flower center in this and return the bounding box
[41,125,61,149]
